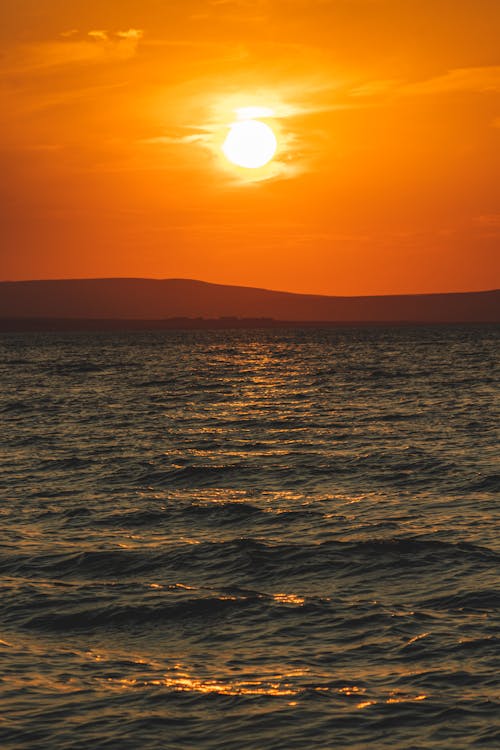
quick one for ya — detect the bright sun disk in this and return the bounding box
[222,119,277,169]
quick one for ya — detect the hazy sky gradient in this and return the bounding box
[2,0,500,294]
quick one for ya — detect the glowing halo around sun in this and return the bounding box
[222,119,277,169]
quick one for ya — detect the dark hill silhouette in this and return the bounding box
[0,278,498,324]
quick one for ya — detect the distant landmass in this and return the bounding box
[0,278,498,329]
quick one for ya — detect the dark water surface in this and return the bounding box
[1,326,498,749]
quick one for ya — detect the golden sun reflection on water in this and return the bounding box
[339,686,365,696]
[99,661,315,698]
[357,700,377,709]
[273,593,306,606]
[3,639,431,709]
[102,669,429,706]
[386,694,427,704]
[55,645,433,708]
[357,693,428,709]
[105,674,300,697]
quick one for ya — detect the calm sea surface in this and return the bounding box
[0,326,499,749]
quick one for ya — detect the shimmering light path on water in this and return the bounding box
[0,327,498,749]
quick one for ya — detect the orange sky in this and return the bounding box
[2,0,500,295]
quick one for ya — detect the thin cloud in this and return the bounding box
[141,134,209,146]
[88,30,109,42]
[400,66,500,95]
[116,29,144,40]
[349,79,400,98]
[349,66,500,101]
[1,29,145,76]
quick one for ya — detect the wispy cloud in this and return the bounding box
[1,29,144,75]
[88,30,109,42]
[400,66,500,95]
[350,66,500,100]
[116,29,144,41]
[141,134,209,146]
[348,79,401,98]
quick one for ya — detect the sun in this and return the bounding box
[222,119,277,169]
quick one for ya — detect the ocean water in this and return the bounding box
[0,326,498,750]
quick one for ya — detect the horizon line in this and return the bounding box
[1,277,498,299]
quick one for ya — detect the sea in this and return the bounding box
[0,325,498,750]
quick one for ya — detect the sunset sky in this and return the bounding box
[2,0,500,295]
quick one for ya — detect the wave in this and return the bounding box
[94,502,322,529]
[23,593,265,631]
[134,377,182,387]
[36,456,95,471]
[1,537,495,581]
[119,451,461,492]
[1,399,33,413]
[1,357,34,366]
[465,473,500,492]
[50,362,105,374]
[422,588,499,611]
